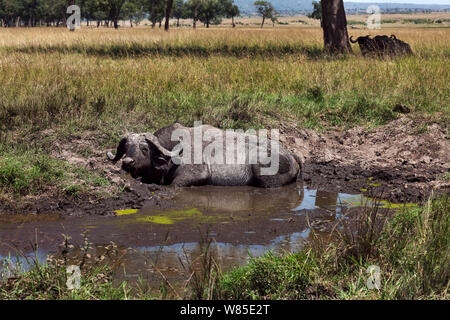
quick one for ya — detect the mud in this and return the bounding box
[280,117,449,203]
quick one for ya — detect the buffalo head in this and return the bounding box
[107,133,178,183]
[350,35,377,56]
[350,35,372,44]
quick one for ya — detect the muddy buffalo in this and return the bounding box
[350,34,413,56]
[107,123,301,187]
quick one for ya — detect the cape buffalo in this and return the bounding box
[107,123,301,188]
[350,34,413,56]
[390,34,413,55]
[350,35,382,56]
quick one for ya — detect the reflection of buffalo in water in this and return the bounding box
[171,184,304,213]
[350,34,413,56]
[171,185,346,214]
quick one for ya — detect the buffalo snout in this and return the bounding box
[122,157,137,175]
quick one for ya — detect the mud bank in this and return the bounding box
[281,117,449,203]
[0,117,448,216]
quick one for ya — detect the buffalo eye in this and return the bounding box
[141,146,149,155]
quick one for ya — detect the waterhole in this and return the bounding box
[0,184,401,286]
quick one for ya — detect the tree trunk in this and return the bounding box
[206,21,209,28]
[261,16,265,28]
[321,0,352,54]
[16,16,20,27]
[193,6,199,29]
[164,0,174,31]
[130,19,133,27]
[177,18,180,27]
[114,19,119,29]
[232,16,235,28]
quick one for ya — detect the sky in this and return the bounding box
[345,0,450,4]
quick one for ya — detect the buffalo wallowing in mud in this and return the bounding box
[107,123,301,187]
[350,34,413,56]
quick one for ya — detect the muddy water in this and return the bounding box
[0,184,366,285]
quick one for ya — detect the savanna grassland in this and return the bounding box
[0,22,449,300]
[0,26,448,203]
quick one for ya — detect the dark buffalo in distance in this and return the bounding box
[349,35,377,56]
[350,34,413,56]
[390,34,413,55]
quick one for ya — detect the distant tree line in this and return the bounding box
[0,0,240,29]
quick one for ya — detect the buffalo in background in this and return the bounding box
[350,34,413,56]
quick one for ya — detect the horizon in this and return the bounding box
[344,0,450,5]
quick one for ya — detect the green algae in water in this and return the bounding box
[346,196,417,211]
[136,208,216,225]
[114,209,139,216]
[376,200,417,210]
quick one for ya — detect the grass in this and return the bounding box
[219,251,314,299]
[0,26,448,205]
[0,234,129,299]
[218,195,449,300]
[0,150,115,207]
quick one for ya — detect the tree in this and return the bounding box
[197,0,221,28]
[221,0,239,28]
[253,0,276,28]
[0,0,24,27]
[186,0,202,29]
[308,0,322,27]
[146,0,165,28]
[321,0,352,53]
[164,0,173,30]
[171,0,188,27]
[106,0,126,28]
[80,0,109,27]
[121,0,143,27]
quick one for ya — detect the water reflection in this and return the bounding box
[293,187,363,212]
[144,184,304,214]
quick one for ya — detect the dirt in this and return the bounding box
[280,117,449,203]
[0,116,448,216]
